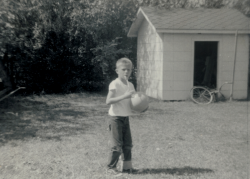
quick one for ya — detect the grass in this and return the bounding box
[0,92,249,179]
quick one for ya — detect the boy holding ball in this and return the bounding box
[106,58,137,176]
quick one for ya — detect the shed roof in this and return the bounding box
[128,7,250,37]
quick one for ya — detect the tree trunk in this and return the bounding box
[0,54,12,91]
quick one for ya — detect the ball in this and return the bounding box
[130,92,149,113]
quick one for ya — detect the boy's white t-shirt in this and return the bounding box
[108,78,135,116]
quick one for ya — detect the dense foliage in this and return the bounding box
[0,0,249,94]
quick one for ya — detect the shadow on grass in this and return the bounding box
[0,97,105,145]
[135,167,214,175]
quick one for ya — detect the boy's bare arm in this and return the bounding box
[106,90,134,105]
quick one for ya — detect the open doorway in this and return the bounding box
[194,41,218,88]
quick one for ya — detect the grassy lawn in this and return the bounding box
[0,93,249,179]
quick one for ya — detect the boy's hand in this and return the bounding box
[123,90,135,99]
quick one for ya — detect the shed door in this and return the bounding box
[194,41,218,88]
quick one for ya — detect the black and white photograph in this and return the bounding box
[0,0,249,178]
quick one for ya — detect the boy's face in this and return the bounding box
[116,63,132,81]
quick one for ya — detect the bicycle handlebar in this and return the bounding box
[219,82,232,91]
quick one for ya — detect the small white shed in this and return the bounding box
[128,7,250,100]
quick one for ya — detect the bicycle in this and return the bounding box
[190,82,232,104]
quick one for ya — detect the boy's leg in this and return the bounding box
[107,117,124,169]
[120,117,133,170]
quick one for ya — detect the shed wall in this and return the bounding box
[219,34,249,99]
[162,33,249,100]
[137,20,164,99]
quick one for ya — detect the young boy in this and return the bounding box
[106,58,136,176]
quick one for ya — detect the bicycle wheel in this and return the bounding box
[190,86,213,104]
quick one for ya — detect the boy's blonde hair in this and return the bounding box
[116,58,133,69]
